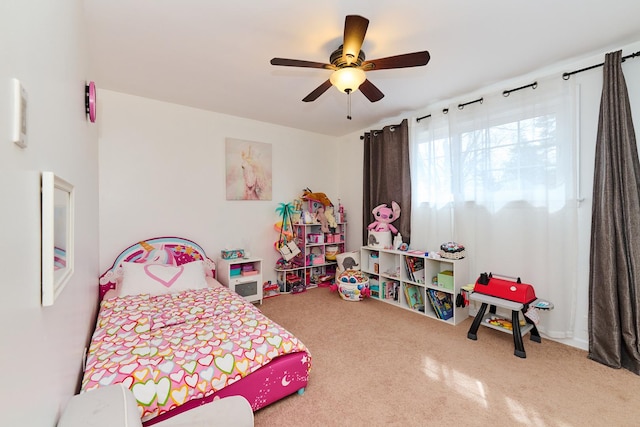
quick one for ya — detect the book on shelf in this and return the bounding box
[404,257,414,281]
[383,280,399,301]
[403,284,424,310]
[427,289,453,320]
[404,256,425,284]
[427,290,441,319]
[412,259,425,283]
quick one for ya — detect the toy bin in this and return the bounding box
[336,270,369,301]
[308,233,324,244]
[437,270,454,290]
[325,245,339,261]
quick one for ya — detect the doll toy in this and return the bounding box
[368,201,401,234]
[315,206,330,233]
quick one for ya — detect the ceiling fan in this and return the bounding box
[270,15,430,106]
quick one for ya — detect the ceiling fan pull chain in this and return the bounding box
[346,88,352,120]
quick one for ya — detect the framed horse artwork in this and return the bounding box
[225,138,273,200]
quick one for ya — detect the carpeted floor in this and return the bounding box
[253,287,640,427]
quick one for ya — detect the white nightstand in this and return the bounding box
[217,257,263,304]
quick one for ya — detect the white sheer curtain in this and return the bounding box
[411,77,578,338]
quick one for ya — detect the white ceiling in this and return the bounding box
[84,0,640,137]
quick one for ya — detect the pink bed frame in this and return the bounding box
[97,237,310,425]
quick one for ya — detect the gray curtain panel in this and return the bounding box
[588,50,640,375]
[362,118,411,245]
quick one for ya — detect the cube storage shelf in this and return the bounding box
[360,247,469,325]
[275,222,346,293]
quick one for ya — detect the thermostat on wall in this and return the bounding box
[12,78,28,148]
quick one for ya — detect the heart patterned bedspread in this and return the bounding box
[81,286,310,421]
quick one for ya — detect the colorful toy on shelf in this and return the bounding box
[324,205,338,231]
[367,201,401,249]
[438,241,466,260]
[368,201,401,233]
[274,202,295,241]
[315,206,329,233]
[274,202,300,261]
[273,221,293,240]
[301,188,333,207]
[485,315,526,331]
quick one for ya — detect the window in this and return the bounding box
[409,78,578,339]
[413,84,574,212]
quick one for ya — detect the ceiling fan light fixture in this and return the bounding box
[330,67,366,93]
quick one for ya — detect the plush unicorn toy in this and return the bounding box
[368,201,401,234]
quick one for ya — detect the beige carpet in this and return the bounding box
[254,287,640,427]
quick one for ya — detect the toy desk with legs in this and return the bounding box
[467,292,541,358]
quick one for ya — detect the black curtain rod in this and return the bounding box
[503,81,537,97]
[458,97,483,110]
[414,51,638,125]
[416,109,448,122]
[416,82,534,122]
[563,50,640,80]
[360,124,400,140]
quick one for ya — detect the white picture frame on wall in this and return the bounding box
[42,171,75,306]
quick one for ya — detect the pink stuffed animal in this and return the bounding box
[368,201,401,233]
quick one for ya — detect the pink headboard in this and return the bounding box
[98,236,216,300]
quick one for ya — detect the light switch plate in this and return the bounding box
[12,78,28,148]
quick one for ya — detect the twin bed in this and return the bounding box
[81,237,311,425]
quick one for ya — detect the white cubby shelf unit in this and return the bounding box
[360,246,470,325]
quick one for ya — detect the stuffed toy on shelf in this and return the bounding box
[367,201,401,249]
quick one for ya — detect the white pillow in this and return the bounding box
[119,260,208,296]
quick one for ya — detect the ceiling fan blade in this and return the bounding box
[271,58,336,70]
[342,15,369,65]
[302,80,333,102]
[359,79,384,102]
[361,51,431,71]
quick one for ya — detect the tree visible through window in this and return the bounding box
[459,114,559,205]
[415,111,566,211]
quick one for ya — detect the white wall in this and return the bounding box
[336,130,365,251]
[97,90,338,283]
[0,1,99,426]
